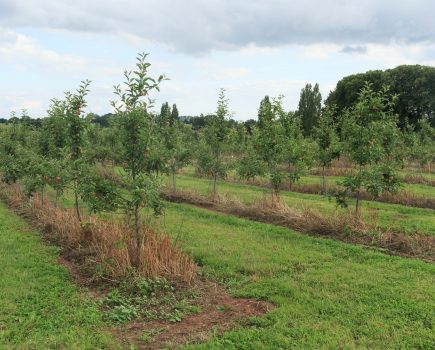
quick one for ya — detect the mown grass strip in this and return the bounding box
[0,201,119,350]
[163,189,435,261]
[174,174,435,235]
[163,202,435,350]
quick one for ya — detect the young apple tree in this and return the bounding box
[414,117,435,173]
[238,96,287,201]
[158,106,191,191]
[197,88,231,195]
[280,107,314,190]
[312,105,341,194]
[64,80,92,221]
[340,83,402,216]
[111,52,166,263]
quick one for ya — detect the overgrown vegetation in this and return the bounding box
[101,277,200,324]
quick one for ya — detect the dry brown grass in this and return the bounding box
[309,158,435,184]
[95,163,123,186]
[401,174,435,187]
[309,158,355,177]
[85,218,196,281]
[163,188,365,239]
[243,198,378,236]
[405,161,435,174]
[163,188,435,262]
[0,182,196,283]
[376,191,435,209]
[309,167,354,177]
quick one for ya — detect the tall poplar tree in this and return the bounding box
[297,83,322,136]
[171,104,179,123]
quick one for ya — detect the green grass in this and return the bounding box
[0,202,119,350]
[173,174,435,235]
[161,202,435,350]
[298,174,435,198]
[182,165,435,198]
[4,176,434,349]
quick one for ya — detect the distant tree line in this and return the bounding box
[326,65,435,127]
[3,64,433,135]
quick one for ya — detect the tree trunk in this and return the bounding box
[73,179,82,222]
[172,171,176,192]
[355,164,363,218]
[321,165,326,195]
[355,191,361,217]
[40,186,44,206]
[213,174,217,196]
[272,186,280,205]
[134,203,142,266]
[55,190,59,208]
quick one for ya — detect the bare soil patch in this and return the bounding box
[58,254,273,350]
[111,280,273,349]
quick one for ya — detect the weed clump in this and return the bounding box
[101,277,199,324]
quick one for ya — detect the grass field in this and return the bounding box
[0,202,119,350]
[162,202,435,350]
[3,174,434,349]
[173,174,435,235]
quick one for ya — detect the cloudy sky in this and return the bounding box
[1,0,435,120]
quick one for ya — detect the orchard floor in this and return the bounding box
[163,202,435,350]
[0,198,272,350]
[0,201,120,349]
[1,193,435,349]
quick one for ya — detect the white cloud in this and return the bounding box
[363,42,434,67]
[1,2,435,120]
[195,61,251,81]
[239,44,279,56]
[303,43,342,59]
[0,88,52,116]
[213,68,251,80]
[2,1,435,54]
[0,28,87,70]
